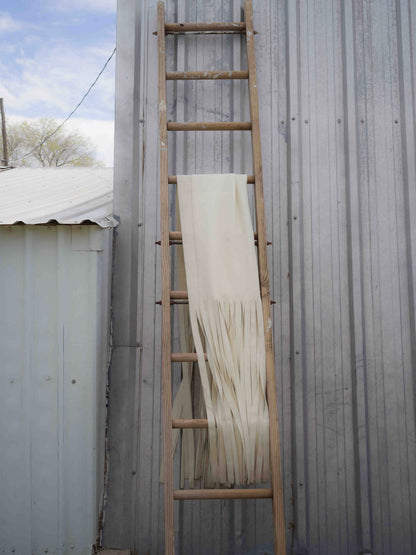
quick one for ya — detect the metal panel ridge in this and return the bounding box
[105,0,416,553]
[0,167,116,228]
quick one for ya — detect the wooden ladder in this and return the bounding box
[157,2,286,553]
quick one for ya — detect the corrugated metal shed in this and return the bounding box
[104,1,416,554]
[0,169,114,554]
[0,167,116,227]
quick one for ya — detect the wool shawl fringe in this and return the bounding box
[175,173,270,487]
[192,298,270,486]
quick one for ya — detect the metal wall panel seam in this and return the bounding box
[345,2,376,553]
[136,2,163,552]
[133,0,153,551]
[331,3,357,553]
[262,0,293,550]
[286,0,308,551]
[0,229,24,550]
[24,228,34,554]
[95,228,112,547]
[355,2,383,540]
[396,0,416,553]
[57,228,67,554]
[95,230,114,549]
[378,2,409,551]
[102,0,142,547]
[361,1,395,551]
[397,0,416,550]
[340,0,372,552]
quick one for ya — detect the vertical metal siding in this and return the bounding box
[105,0,416,553]
[0,225,112,555]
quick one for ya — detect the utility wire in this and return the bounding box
[13,47,116,163]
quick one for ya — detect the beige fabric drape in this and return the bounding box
[177,174,270,486]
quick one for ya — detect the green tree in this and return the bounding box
[2,118,103,167]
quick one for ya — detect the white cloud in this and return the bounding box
[65,118,114,167]
[49,0,116,13]
[0,40,115,121]
[0,12,24,35]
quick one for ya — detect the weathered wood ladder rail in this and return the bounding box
[156,1,286,553]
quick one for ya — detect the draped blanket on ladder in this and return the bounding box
[175,173,270,486]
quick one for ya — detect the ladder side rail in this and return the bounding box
[157,3,175,554]
[244,2,286,554]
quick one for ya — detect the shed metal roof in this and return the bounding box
[0,167,116,228]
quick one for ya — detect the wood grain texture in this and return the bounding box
[174,488,273,500]
[168,175,255,183]
[169,230,258,240]
[245,1,286,553]
[169,290,275,302]
[170,290,188,299]
[171,353,207,363]
[172,419,209,429]
[166,70,249,80]
[157,3,174,554]
[164,22,246,34]
[167,121,251,131]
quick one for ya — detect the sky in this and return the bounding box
[0,0,117,167]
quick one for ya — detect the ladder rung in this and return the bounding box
[172,419,208,429]
[169,291,275,304]
[167,122,251,131]
[174,488,273,500]
[171,290,188,299]
[165,22,246,34]
[171,353,207,362]
[169,230,259,241]
[166,70,249,80]
[168,175,255,184]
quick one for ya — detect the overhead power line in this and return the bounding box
[13,47,116,164]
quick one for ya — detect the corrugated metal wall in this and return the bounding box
[0,225,112,555]
[105,0,416,553]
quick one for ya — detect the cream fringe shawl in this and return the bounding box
[174,174,270,486]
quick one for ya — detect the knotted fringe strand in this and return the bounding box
[191,297,270,487]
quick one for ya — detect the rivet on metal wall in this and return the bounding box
[71,379,76,384]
